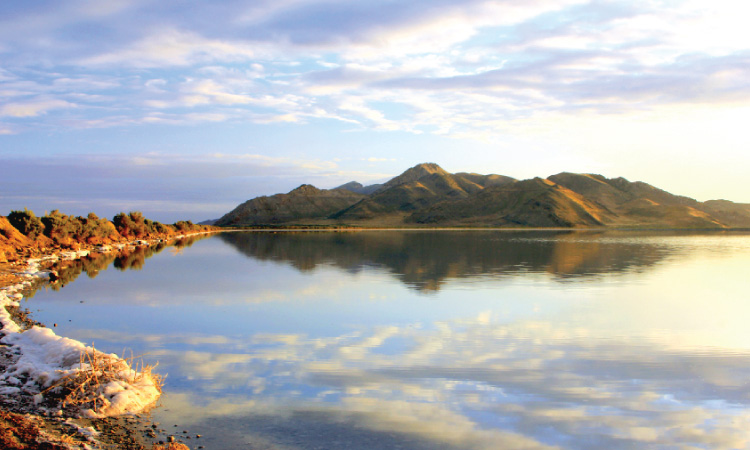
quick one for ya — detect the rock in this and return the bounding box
[152,444,190,450]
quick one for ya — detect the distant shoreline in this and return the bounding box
[219,226,750,232]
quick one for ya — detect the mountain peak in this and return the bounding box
[290,184,321,195]
[408,163,449,178]
[378,163,449,191]
[413,162,445,172]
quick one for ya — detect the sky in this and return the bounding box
[1,0,749,223]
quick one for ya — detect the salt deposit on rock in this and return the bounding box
[61,250,90,260]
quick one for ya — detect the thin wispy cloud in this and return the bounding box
[78,29,260,68]
[0,98,74,118]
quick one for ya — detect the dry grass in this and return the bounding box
[58,433,76,444]
[42,346,163,415]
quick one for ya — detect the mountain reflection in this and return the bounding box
[219,230,677,290]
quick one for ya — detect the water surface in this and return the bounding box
[28,230,750,449]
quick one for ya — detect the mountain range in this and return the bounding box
[215,163,750,228]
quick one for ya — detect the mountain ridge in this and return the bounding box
[215,163,750,228]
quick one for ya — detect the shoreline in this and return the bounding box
[0,231,219,449]
[221,225,750,232]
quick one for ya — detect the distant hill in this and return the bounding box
[216,184,364,227]
[335,181,383,195]
[215,163,750,229]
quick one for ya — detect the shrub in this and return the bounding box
[78,213,118,243]
[113,212,148,239]
[41,210,78,243]
[173,220,195,232]
[8,209,45,239]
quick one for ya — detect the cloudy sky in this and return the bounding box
[2,0,749,222]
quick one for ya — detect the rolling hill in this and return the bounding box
[215,163,750,229]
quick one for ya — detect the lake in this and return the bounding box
[26,230,750,449]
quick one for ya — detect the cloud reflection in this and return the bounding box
[121,313,750,449]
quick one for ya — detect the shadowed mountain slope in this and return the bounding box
[217,163,750,228]
[548,172,698,210]
[547,173,731,228]
[700,200,750,227]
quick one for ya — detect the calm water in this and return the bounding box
[26,230,750,449]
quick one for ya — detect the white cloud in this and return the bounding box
[308,0,588,61]
[0,98,73,117]
[662,0,750,55]
[0,123,17,134]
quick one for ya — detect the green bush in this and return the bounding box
[77,212,118,242]
[8,209,45,239]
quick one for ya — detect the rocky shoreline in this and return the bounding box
[0,232,219,449]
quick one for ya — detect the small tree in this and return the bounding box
[8,209,44,239]
[128,211,148,238]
